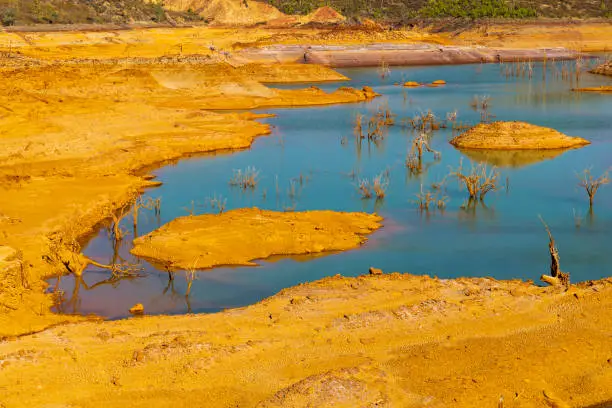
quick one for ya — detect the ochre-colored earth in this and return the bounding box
[1,23,611,408]
[573,86,612,93]
[1,274,611,407]
[591,61,612,76]
[0,54,377,337]
[450,121,590,150]
[131,208,382,270]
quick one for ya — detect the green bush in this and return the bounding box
[270,0,319,15]
[152,0,166,22]
[40,4,59,23]
[419,0,537,18]
[0,8,16,26]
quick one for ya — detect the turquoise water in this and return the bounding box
[50,60,612,318]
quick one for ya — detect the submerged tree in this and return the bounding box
[539,216,570,288]
[450,159,500,202]
[577,168,609,209]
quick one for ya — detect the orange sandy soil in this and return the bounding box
[131,209,382,270]
[0,45,378,337]
[573,86,612,93]
[1,274,611,407]
[1,22,612,62]
[1,25,612,407]
[440,21,612,52]
[450,121,590,150]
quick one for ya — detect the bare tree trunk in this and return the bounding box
[539,216,570,288]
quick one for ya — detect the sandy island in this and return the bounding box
[450,121,590,150]
[131,208,382,270]
[591,61,612,77]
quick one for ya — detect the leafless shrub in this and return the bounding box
[577,168,609,208]
[353,105,395,144]
[412,184,448,211]
[405,133,440,176]
[207,194,227,214]
[450,159,500,202]
[405,153,422,175]
[182,200,198,216]
[373,173,389,199]
[470,95,495,123]
[132,196,160,236]
[357,172,389,200]
[402,110,446,132]
[411,133,441,160]
[185,257,200,298]
[45,210,142,279]
[358,178,373,199]
[229,166,259,190]
[378,60,391,79]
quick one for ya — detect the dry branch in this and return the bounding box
[539,216,570,288]
[450,159,499,201]
[577,168,609,208]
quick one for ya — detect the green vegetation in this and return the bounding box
[266,0,611,20]
[0,0,202,25]
[151,0,165,22]
[420,0,536,18]
[0,7,15,25]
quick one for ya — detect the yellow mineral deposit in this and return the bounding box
[450,121,591,149]
[131,209,382,270]
[0,13,611,408]
[129,303,145,315]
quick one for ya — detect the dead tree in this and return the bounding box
[450,159,499,202]
[45,208,142,279]
[539,216,570,288]
[577,168,609,209]
[411,133,441,160]
[132,196,161,237]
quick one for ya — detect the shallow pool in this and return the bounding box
[49,59,612,318]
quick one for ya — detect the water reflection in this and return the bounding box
[48,59,612,318]
[458,148,570,168]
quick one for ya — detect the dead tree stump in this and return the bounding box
[539,216,570,288]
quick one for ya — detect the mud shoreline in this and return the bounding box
[302,44,582,67]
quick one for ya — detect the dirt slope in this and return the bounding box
[163,0,286,25]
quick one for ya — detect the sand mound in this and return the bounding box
[449,121,590,150]
[591,61,612,76]
[131,208,382,270]
[163,0,285,25]
[305,6,346,24]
